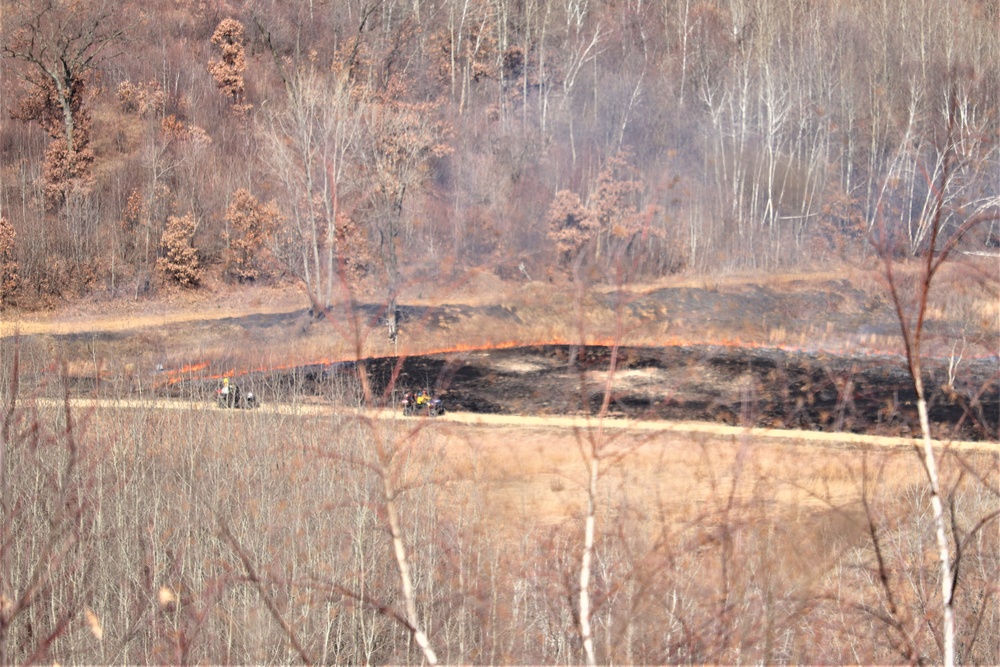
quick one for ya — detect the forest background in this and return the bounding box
[0,0,996,313]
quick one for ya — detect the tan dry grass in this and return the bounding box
[56,395,971,534]
[0,267,874,341]
[66,396,914,539]
[0,283,309,337]
[380,417,938,533]
[30,395,997,665]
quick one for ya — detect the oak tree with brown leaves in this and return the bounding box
[2,0,128,205]
[208,18,251,116]
[547,189,595,268]
[0,217,19,307]
[117,79,167,117]
[156,213,202,287]
[224,189,281,283]
[588,154,644,254]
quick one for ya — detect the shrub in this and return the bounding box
[0,216,18,307]
[157,213,202,287]
[208,18,251,115]
[224,189,281,283]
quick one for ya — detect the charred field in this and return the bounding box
[354,345,999,440]
[163,343,998,441]
[13,273,998,441]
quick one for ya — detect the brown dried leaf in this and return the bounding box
[85,607,103,640]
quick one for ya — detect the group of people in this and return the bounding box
[403,388,432,407]
[402,388,445,416]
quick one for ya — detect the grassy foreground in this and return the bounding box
[2,387,997,664]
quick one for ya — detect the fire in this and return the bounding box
[176,361,209,373]
[157,361,209,384]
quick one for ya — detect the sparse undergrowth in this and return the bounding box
[2,386,996,664]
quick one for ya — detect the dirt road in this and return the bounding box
[46,397,999,454]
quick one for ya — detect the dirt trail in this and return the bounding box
[0,301,307,337]
[46,397,999,454]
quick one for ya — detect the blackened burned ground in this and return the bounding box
[275,345,997,441]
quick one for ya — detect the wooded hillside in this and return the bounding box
[1,0,997,309]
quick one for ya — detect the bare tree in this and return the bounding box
[360,81,451,341]
[873,89,1000,667]
[0,351,102,666]
[265,61,363,314]
[1,0,130,204]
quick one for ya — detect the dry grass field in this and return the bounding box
[1,266,998,665]
[3,260,996,378]
[2,391,993,664]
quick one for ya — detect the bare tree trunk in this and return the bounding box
[381,474,438,664]
[578,453,598,667]
[913,377,955,666]
[877,113,988,665]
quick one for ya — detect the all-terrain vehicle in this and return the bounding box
[401,390,444,417]
[217,378,258,409]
